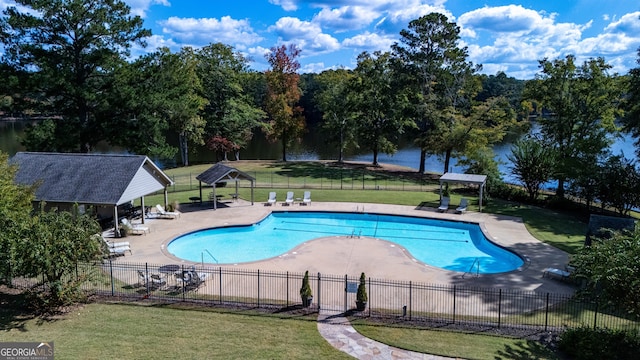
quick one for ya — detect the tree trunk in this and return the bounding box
[419,149,427,173]
[282,139,287,162]
[443,149,452,174]
[372,149,379,166]
[179,132,189,166]
[556,178,565,198]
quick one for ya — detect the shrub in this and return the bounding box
[558,327,640,360]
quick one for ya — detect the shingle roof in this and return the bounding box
[196,163,255,185]
[11,152,171,205]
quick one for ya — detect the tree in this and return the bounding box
[571,227,640,318]
[597,155,640,215]
[523,55,622,198]
[392,13,466,173]
[264,44,305,162]
[315,69,357,162]
[623,46,640,157]
[196,43,264,160]
[13,207,103,307]
[0,151,34,282]
[508,137,556,201]
[0,0,150,153]
[351,51,412,166]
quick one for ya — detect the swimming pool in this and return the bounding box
[167,211,524,274]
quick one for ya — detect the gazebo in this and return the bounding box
[195,163,255,209]
[439,172,487,212]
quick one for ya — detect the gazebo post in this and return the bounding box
[251,180,254,205]
[199,180,203,204]
[479,183,484,212]
[213,185,217,210]
[140,196,145,224]
[113,206,120,238]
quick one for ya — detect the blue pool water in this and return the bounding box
[167,211,524,274]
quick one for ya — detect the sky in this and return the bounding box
[2,0,640,79]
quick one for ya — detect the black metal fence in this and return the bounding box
[11,261,639,333]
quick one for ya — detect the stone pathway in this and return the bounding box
[317,311,462,359]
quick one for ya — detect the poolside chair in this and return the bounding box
[138,270,166,289]
[155,204,180,219]
[438,197,450,212]
[121,218,150,235]
[284,191,294,206]
[543,267,571,281]
[455,198,468,214]
[266,192,277,206]
[99,235,131,256]
[302,191,311,206]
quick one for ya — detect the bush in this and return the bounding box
[558,327,640,360]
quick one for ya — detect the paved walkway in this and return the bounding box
[317,310,459,359]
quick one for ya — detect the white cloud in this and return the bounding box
[375,2,452,34]
[300,62,328,73]
[124,0,170,18]
[269,0,298,11]
[342,31,395,51]
[159,16,263,47]
[269,17,340,54]
[604,11,640,34]
[313,6,380,32]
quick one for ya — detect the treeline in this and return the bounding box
[2,1,640,212]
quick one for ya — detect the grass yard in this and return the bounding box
[0,302,350,360]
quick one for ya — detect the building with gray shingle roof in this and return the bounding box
[11,152,174,234]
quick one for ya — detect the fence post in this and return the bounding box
[257,269,260,308]
[317,272,321,311]
[409,281,412,320]
[110,260,114,296]
[453,285,456,324]
[181,264,185,301]
[344,274,348,313]
[544,292,550,332]
[145,263,150,297]
[367,276,371,317]
[219,267,222,304]
[498,288,502,328]
[286,271,289,307]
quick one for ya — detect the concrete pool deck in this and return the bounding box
[109,199,575,295]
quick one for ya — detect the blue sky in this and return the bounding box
[3,0,640,78]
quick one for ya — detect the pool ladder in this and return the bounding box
[349,229,362,238]
[462,258,480,278]
[202,249,219,265]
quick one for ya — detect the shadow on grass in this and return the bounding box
[495,339,561,360]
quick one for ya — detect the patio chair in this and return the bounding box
[99,235,131,256]
[266,192,277,206]
[438,197,450,212]
[284,191,294,206]
[455,198,468,214]
[302,191,311,206]
[138,270,166,288]
[155,204,180,219]
[121,218,149,235]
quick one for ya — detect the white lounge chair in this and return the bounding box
[455,198,468,214]
[121,218,149,234]
[266,192,276,206]
[438,197,450,212]
[302,191,311,206]
[543,267,571,281]
[284,191,294,206]
[155,204,180,219]
[138,270,166,288]
[96,234,131,256]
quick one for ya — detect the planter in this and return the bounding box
[302,296,313,307]
[356,300,367,311]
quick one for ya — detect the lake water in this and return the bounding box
[1,119,637,185]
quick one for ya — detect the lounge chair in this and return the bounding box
[438,197,450,212]
[302,191,311,206]
[121,218,149,234]
[176,267,207,290]
[138,270,166,288]
[266,192,276,206]
[284,191,294,206]
[455,198,468,214]
[543,267,571,281]
[97,234,131,256]
[155,204,180,219]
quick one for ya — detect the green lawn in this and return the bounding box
[0,302,350,360]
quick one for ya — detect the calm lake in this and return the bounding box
[1,119,637,185]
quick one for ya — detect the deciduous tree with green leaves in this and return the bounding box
[0,0,150,153]
[508,137,556,201]
[264,44,305,162]
[315,69,357,163]
[523,55,622,198]
[351,51,413,166]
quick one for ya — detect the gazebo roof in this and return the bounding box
[439,172,487,185]
[196,163,255,185]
